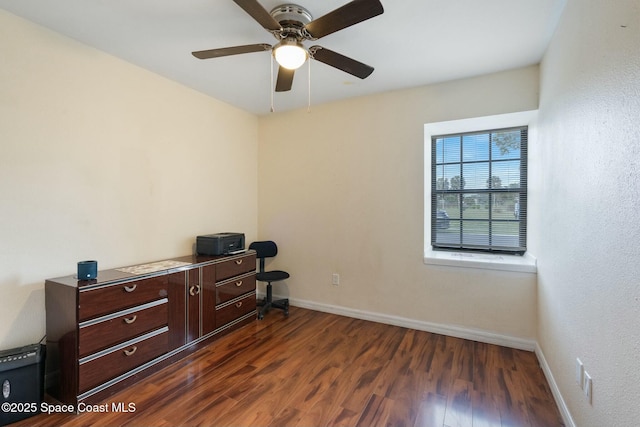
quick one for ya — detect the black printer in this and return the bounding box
[196,233,245,256]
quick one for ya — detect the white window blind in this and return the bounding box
[431,126,527,255]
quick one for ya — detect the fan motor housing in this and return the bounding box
[270,4,312,24]
[270,4,312,37]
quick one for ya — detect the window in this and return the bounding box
[431,127,527,255]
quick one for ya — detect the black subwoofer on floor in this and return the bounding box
[0,343,45,426]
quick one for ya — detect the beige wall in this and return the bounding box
[258,66,540,341]
[532,0,640,425]
[0,10,258,348]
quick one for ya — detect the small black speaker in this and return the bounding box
[77,260,98,280]
[0,344,45,426]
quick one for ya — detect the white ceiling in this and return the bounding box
[0,0,566,115]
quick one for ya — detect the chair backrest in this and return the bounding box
[249,241,278,272]
[249,241,278,258]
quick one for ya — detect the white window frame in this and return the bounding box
[424,111,538,273]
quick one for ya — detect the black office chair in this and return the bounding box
[249,241,290,319]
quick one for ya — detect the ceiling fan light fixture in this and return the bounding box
[273,39,308,70]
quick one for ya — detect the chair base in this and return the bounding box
[257,283,289,319]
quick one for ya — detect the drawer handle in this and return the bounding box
[123,315,137,324]
[235,301,243,308]
[124,284,137,293]
[123,346,137,356]
[235,281,243,287]
[235,259,243,265]
[189,285,200,296]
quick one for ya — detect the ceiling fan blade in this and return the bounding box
[275,67,295,92]
[232,0,282,31]
[304,0,384,39]
[310,46,374,79]
[192,43,271,59]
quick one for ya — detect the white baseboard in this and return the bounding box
[535,343,576,427]
[260,292,536,351]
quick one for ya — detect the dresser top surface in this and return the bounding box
[46,251,256,289]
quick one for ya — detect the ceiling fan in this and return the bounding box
[192,0,384,92]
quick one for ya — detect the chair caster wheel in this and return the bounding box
[257,313,264,320]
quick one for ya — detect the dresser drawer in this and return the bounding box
[216,273,256,305]
[79,299,168,358]
[79,277,168,321]
[78,328,168,393]
[216,294,256,327]
[215,253,256,281]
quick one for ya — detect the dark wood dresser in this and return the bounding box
[44,251,256,405]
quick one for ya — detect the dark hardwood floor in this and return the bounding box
[16,307,564,427]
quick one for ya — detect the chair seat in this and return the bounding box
[256,270,290,282]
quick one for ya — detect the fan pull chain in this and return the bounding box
[307,57,311,113]
[270,55,275,113]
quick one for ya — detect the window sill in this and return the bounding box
[423,249,537,273]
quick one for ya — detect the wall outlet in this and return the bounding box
[332,273,340,286]
[584,371,592,404]
[576,358,584,389]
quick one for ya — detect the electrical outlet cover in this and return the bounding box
[576,358,584,388]
[332,273,340,286]
[584,371,592,404]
